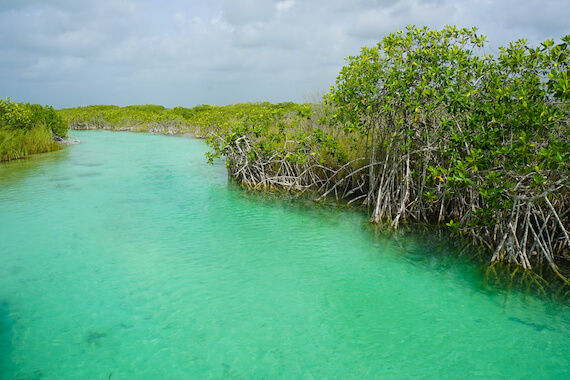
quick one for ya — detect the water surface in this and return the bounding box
[1,130,569,379]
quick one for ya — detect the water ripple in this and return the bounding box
[0,131,569,379]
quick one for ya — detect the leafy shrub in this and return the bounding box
[325,25,570,270]
[1,98,68,160]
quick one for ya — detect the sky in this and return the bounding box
[1,0,569,109]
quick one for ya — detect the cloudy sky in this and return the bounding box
[1,0,568,109]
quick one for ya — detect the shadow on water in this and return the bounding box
[85,330,108,347]
[482,260,570,305]
[231,184,570,306]
[507,316,554,332]
[372,223,570,306]
[226,182,366,219]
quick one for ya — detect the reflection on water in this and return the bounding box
[0,148,71,188]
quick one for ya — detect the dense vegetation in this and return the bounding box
[326,26,569,273]
[56,26,569,280]
[59,104,190,134]
[0,98,67,161]
[58,102,311,139]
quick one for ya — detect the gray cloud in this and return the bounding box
[1,0,568,108]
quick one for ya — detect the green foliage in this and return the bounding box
[325,25,570,268]
[1,98,34,130]
[58,104,187,132]
[0,126,60,161]
[0,98,66,161]
[188,102,316,162]
[43,105,68,138]
[1,98,67,138]
[326,25,569,201]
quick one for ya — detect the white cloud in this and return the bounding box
[276,0,295,12]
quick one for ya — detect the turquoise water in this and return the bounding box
[0,130,569,379]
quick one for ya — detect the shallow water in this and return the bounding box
[0,130,569,379]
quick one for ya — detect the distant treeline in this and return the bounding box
[57,102,310,137]
[59,104,188,134]
[0,98,67,161]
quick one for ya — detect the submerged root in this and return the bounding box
[484,261,570,302]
